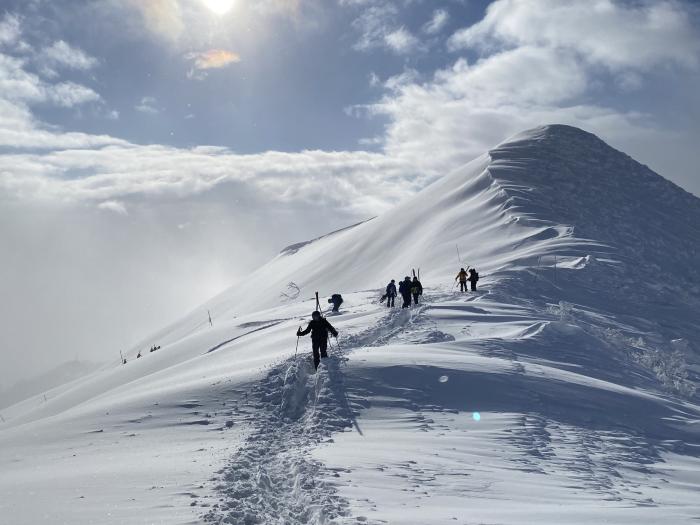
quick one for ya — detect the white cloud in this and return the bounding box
[97,200,128,215]
[0,51,100,108]
[347,1,428,55]
[47,81,101,107]
[135,96,159,114]
[384,27,420,54]
[0,14,21,47]
[351,3,399,52]
[423,9,449,35]
[43,40,98,71]
[448,0,700,71]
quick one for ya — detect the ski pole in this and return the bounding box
[294,327,301,357]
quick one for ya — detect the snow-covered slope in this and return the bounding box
[1,125,699,524]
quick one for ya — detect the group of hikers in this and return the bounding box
[383,275,423,309]
[297,267,479,370]
[455,267,479,292]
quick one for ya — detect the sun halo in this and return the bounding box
[201,0,236,15]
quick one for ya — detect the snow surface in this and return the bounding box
[1,125,699,524]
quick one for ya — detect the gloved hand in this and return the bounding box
[296,329,302,336]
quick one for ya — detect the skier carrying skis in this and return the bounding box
[385,279,397,307]
[456,268,468,292]
[297,311,338,370]
[328,293,343,312]
[411,276,423,305]
[399,276,412,309]
[468,268,479,291]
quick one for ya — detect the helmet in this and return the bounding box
[311,311,321,319]
[460,268,465,271]
[405,276,410,280]
[391,279,395,283]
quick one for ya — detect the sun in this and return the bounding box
[201,0,235,15]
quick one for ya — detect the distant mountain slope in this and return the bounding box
[0,360,100,410]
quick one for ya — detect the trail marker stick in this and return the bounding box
[208,310,213,327]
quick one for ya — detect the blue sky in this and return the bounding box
[1,0,699,387]
[2,0,489,152]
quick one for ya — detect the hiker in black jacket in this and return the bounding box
[328,293,343,312]
[385,280,397,307]
[297,311,338,369]
[468,268,479,291]
[411,276,423,305]
[398,276,412,309]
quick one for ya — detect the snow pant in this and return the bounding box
[387,295,395,307]
[470,281,477,291]
[459,281,467,292]
[312,339,329,370]
[332,301,342,312]
[412,293,420,305]
[401,293,411,308]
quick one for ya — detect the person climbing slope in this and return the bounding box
[399,276,412,309]
[411,275,423,305]
[456,268,468,292]
[328,293,343,312]
[468,268,479,291]
[385,279,397,307]
[297,311,338,370]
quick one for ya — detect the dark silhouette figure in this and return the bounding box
[328,293,343,312]
[456,268,468,292]
[468,268,479,291]
[411,276,423,305]
[399,276,412,308]
[385,279,397,307]
[297,311,338,370]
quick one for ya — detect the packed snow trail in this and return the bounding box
[203,305,416,524]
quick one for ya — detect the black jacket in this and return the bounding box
[386,282,397,296]
[298,318,338,342]
[411,279,423,295]
[398,279,412,295]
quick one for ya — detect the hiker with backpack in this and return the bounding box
[385,280,397,307]
[398,276,412,308]
[297,311,339,370]
[328,293,343,312]
[411,276,423,305]
[456,268,468,292]
[468,268,479,291]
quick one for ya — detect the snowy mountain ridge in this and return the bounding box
[1,125,699,524]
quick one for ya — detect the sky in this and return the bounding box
[1,0,699,390]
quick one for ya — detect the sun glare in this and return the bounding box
[201,0,235,15]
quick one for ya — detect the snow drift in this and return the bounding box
[1,125,699,524]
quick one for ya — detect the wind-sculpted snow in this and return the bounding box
[1,125,699,523]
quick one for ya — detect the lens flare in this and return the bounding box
[201,0,235,15]
[438,375,449,383]
[472,412,481,421]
